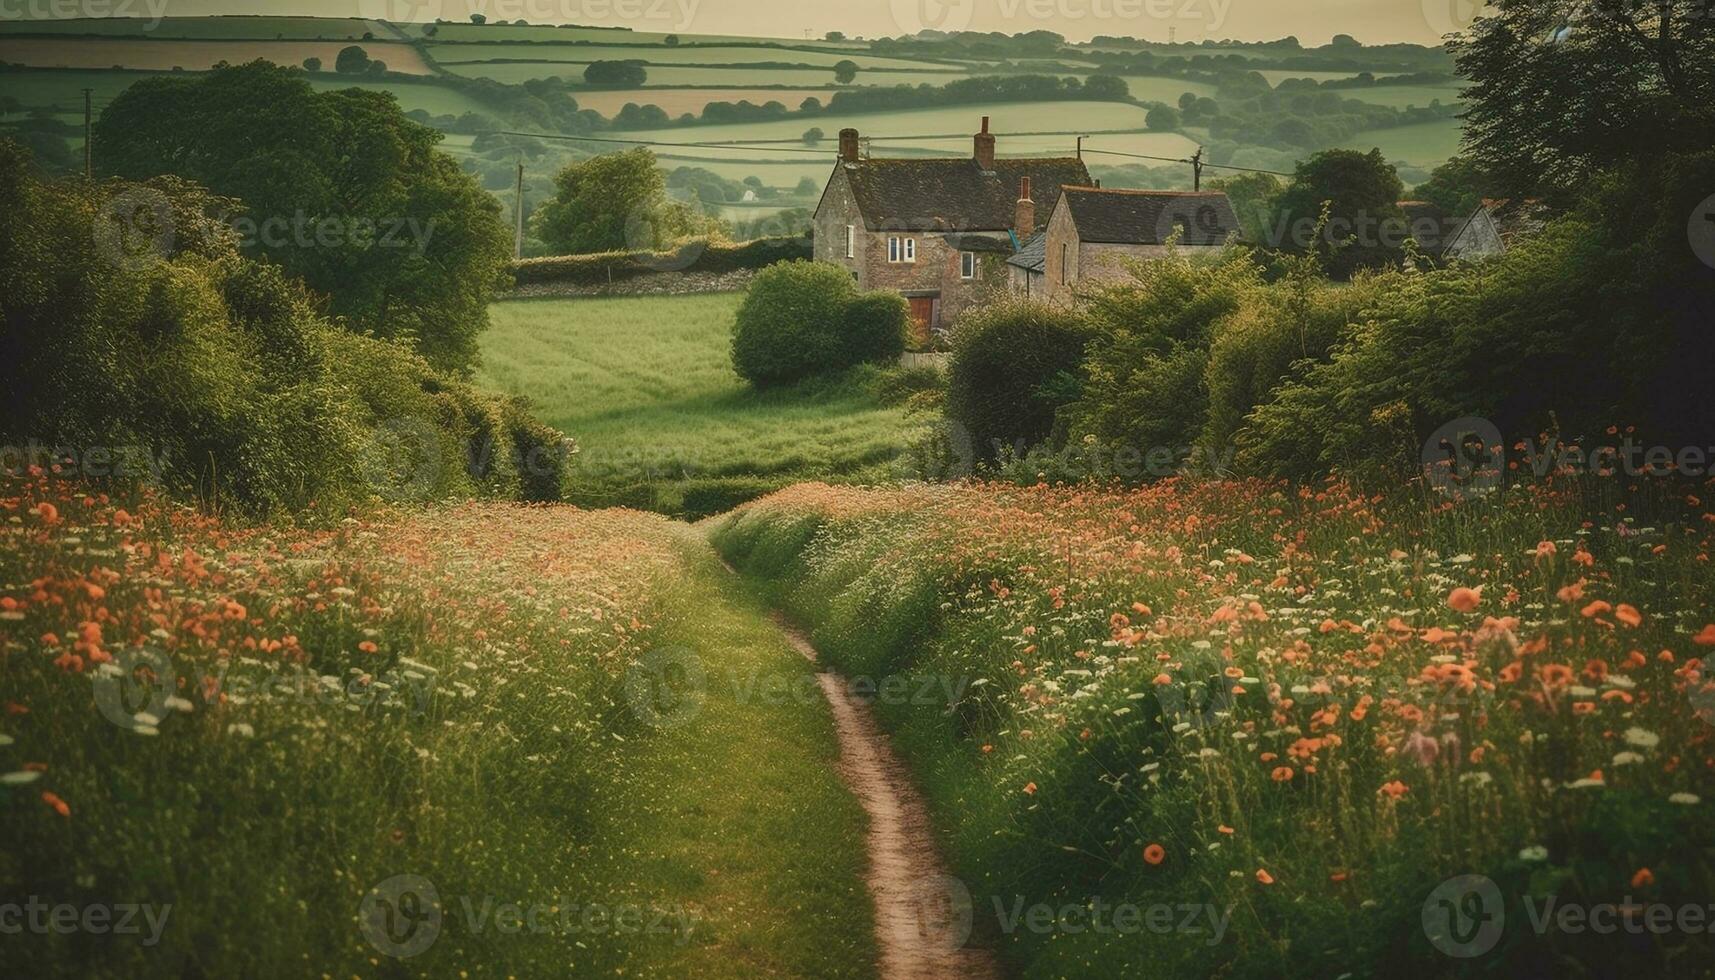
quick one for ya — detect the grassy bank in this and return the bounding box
[476,293,925,518]
[711,476,1715,977]
[0,473,873,978]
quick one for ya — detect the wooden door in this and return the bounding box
[907,296,934,345]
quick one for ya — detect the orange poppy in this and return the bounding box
[1143,843,1166,865]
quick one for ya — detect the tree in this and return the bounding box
[531,147,703,255]
[334,45,370,74]
[801,127,824,145]
[730,261,859,387]
[1145,105,1181,131]
[302,56,321,72]
[825,31,846,41]
[833,59,859,84]
[470,13,486,24]
[1452,0,1715,199]
[1272,148,1405,278]
[1082,74,1129,101]
[799,96,822,113]
[1178,91,1197,109]
[366,59,388,76]
[1207,171,1282,246]
[583,60,648,87]
[1410,156,1491,217]
[94,62,513,374]
[664,34,680,46]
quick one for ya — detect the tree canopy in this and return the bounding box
[94,61,512,374]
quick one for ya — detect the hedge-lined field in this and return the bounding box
[713,475,1715,977]
[0,474,874,978]
[475,292,929,518]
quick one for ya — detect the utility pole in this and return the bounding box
[1076,134,1085,160]
[1190,146,1204,191]
[513,160,526,259]
[82,88,93,179]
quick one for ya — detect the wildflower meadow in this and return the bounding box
[713,464,1715,976]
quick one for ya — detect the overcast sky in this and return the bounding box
[33,0,1471,46]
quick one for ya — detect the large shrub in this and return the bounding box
[836,291,908,367]
[0,142,568,514]
[944,297,1093,461]
[730,260,857,387]
[1063,248,1257,462]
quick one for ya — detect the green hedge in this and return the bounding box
[512,235,811,287]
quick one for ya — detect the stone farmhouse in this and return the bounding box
[810,117,1258,334]
[811,117,1090,340]
[1008,187,1242,302]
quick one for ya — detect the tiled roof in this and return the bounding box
[1006,230,1047,272]
[844,157,1091,232]
[1060,187,1242,246]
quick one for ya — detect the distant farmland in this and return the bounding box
[0,15,382,39]
[0,38,433,74]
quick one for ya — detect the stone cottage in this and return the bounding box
[1008,187,1242,303]
[811,117,1091,341]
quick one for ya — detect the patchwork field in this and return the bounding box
[0,15,381,39]
[0,37,433,74]
[428,42,943,71]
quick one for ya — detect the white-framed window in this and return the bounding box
[888,236,917,263]
[845,224,855,259]
[960,251,976,279]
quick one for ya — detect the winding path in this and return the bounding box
[767,611,1001,980]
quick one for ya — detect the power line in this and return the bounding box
[1080,146,1292,177]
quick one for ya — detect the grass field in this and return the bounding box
[1336,83,1466,108]
[0,15,380,39]
[1342,117,1465,166]
[428,42,941,71]
[475,294,922,516]
[0,37,433,74]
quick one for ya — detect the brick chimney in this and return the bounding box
[839,127,860,164]
[1015,177,1035,237]
[973,116,995,172]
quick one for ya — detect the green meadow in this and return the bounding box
[474,294,924,516]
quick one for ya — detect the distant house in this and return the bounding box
[1009,187,1243,302]
[811,117,1091,340]
[1442,199,1547,261]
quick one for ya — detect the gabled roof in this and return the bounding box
[843,157,1091,232]
[1059,187,1242,246]
[1006,229,1047,272]
[1444,198,1548,258]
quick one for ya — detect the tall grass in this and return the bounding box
[0,473,873,978]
